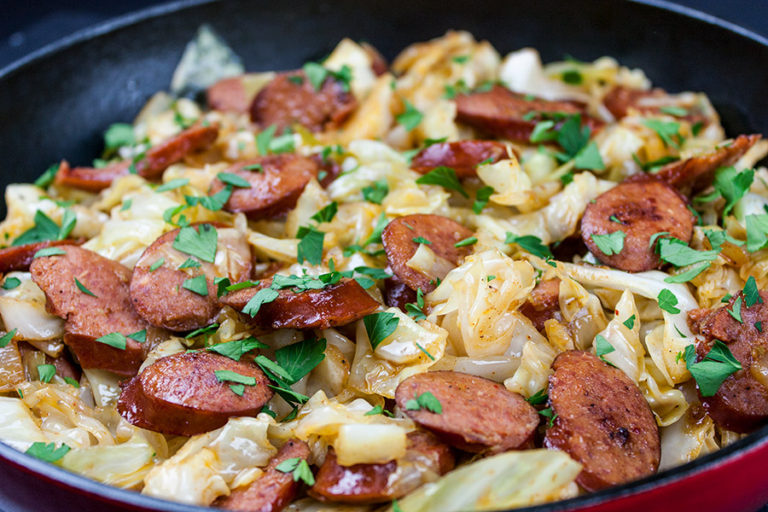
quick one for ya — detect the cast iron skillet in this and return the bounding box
[1,1,768,511]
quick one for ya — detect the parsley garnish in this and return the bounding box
[173,224,217,263]
[643,119,684,148]
[178,258,201,269]
[505,233,553,259]
[657,238,718,267]
[296,226,325,265]
[35,164,60,189]
[415,166,468,198]
[561,69,582,84]
[405,288,427,321]
[684,341,742,396]
[526,389,548,405]
[454,236,478,248]
[25,442,70,463]
[412,236,432,245]
[103,123,134,151]
[744,276,763,307]
[182,275,208,296]
[149,258,164,272]
[664,262,710,284]
[727,296,743,323]
[242,287,280,317]
[310,202,338,224]
[364,312,399,349]
[473,185,494,214]
[274,338,327,384]
[74,278,96,297]
[539,407,557,428]
[657,289,681,314]
[591,231,625,256]
[362,180,389,204]
[275,458,315,486]
[694,166,754,217]
[217,171,250,188]
[2,277,21,290]
[594,334,616,366]
[623,314,636,330]
[659,106,688,117]
[13,210,76,246]
[404,391,442,414]
[396,100,423,131]
[365,405,394,417]
[746,214,768,252]
[95,332,127,350]
[0,329,17,348]
[37,364,56,383]
[156,178,189,193]
[33,247,66,258]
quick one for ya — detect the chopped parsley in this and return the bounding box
[364,312,399,349]
[561,69,582,84]
[695,166,754,217]
[275,457,315,486]
[34,163,61,189]
[526,388,548,405]
[2,277,21,290]
[25,442,70,463]
[37,364,56,383]
[727,296,743,323]
[594,334,616,367]
[103,123,134,150]
[657,289,681,314]
[0,329,17,348]
[296,226,325,265]
[454,236,478,248]
[659,106,689,117]
[657,238,718,267]
[473,185,495,214]
[173,224,217,263]
[178,258,202,269]
[405,288,427,321]
[95,332,127,350]
[590,231,625,256]
[623,314,636,330]
[412,236,432,245]
[13,209,76,246]
[155,178,189,193]
[642,119,684,148]
[746,214,768,252]
[744,276,763,308]
[539,407,557,428]
[404,391,443,414]
[242,287,280,317]
[684,341,742,397]
[182,275,209,296]
[362,180,389,204]
[365,405,394,417]
[74,278,96,297]
[33,247,66,258]
[505,233,553,259]
[396,100,423,132]
[149,258,164,272]
[415,166,468,198]
[310,202,338,224]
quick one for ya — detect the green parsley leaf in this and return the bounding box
[632,153,680,173]
[33,247,66,258]
[276,457,315,486]
[561,69,582,84]
[692,121,704,136]
[255,355,296,383]
[744,276,763,308]
[684,340,742,396]
[396,100,423,132]
[120,198,132,211]
[208,337,267,361]
[225,280,259,292]
[156,178,189,193]
[74,278,96,297]
[473,185,494,214]
[642,119,684,148]
[95,332,126,350]
[657,289,681,314]
[37,364,56,383]
[659,106,689,117]
[35,164,60,188]
[149,258,164,272]
[242,287,280,317]
[504,233,553,259]
[217,172,251,188]
[623,314,636,330]
[727,296,743,323]
[415,166,468,198]
[572,142,605,171]
[2,277,21,290]
[256,125,277,156]
[63,377,80,388]
[412,236,432,245]
[25,442,70,463]
[452,55,470,64]
[311,202,338,224]
[303,62,328,90]
[162,204,188,226]
[0,329,17,348]
[182,275,209,296]
[275,338,327,384]
[557,115,591,157]
[658,238,718,267]
[354,266,392,280]
[127,329,146,343]
[104,123,134,150]
[364,312,399,349]
[594,334,616,366]
[664,262,711,284]
[269,133,295,154]
[242,163,263,172]
[590,231,625,256]
[173,224,217,263]
[362,180,389,204]
[746,214,768,252]
[454,236,478,248]
[393,500,405,512]
[415,341,435,360]
[185,323,219,339]
[526,388,548,405]
[404,391,443,414]
[560,171,575,185]
[178,258,202,269]
[186,187,232,212]
[13,210,64,246]
[715,166,754,216]
[538,407,557,428]
[297,226,325,265]
[215,370,257,387]
[365,405,394,417]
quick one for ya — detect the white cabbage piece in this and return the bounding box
[558,277,608,351]
[431,354,520,383]
[170,24,244,97]
[659,403,718,470]
[640,357,688,427]
[476,156,536,208]
[82,369,123,408]
[338,73,395,144]
[428,250,536,357]
[60,433,155,489]
[323,38,378,100]
[285,179,331,239]
[248,230,300,263]
[499,48,589,102]
[384,450,581,512]
[504,338,557,399]
[349,315,446,398]
[333,423,407,466]
[558,262,698,384]
[592,289,643,381]
[0,397,49,451]
[143,415,277,505]
[0,271,64,340]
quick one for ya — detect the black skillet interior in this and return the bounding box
[1,0,768,511]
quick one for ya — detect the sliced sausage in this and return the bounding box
[544,350,660,492]
[455,85,602,143]
[580,179,695,272]
[55,123,219,192]
[410,140,509,178]
[216,439,310,512]
[603,86,666,120]
[250,71,357,133]
[383,275,417,312]
[310,431,453,504]
[688,291,768,433]
[395,370,538,453]
[130,224,252,332]
[221,278,378,330]
[209,155,320,220]
[0,239,83,273]
[382,214,473,293]
[207,76,251,114]
[30,245,149,376]
[117,351,272,436]
[652,134,761,196]
[519,278,562,332]
[310,153,342,189]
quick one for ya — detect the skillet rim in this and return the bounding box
[1,0,768,510]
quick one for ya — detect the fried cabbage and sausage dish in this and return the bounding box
[1,28,767,511]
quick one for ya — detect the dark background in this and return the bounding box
[2,0,768,70]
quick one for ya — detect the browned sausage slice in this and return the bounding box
[207,76,251,114]
[130,224,252,332]
[688,291,768,433]
[221,278,378,330]
[383,274,417,312]
[455,85,602,143]
[55,124,219,192]
[580,180,694,272]
[310,431,453,504]
[544,350,660,492]
[30,245,149,375]
[651,134,761,195]
[216,439,310,512]
[117,351,272,436]
[0,239,83,273]
[208,155,319,220]
[603,86,666,120]
[410,140,509,178]
[395,370,538,453]
[519,278,562,332]
[382,214,473,293]
[250,71,357,133]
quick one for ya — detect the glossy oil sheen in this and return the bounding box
[1,0,768,511]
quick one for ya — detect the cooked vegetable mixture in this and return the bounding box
[1,27,767,511]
